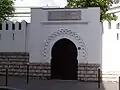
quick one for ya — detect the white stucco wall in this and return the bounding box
[28,7,102,65]
[102,12,120,72]
[0,21,28,52]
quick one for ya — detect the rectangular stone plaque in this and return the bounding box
[48,11,81,21]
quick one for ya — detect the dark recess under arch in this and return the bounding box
[51,38,78,80]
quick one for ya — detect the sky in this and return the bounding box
[11,0,67,22]
[14,0,67,7]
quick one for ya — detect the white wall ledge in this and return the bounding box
[41,21,89,25]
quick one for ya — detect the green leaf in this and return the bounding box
[66,0,117,22]
[0,0,15,22]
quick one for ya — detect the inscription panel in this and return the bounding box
[48,11,81,21]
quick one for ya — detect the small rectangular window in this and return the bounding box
[108,22,111,29]
[0,34,1,40]
[12,23,15,30]
[116,23,120,29]
[6,23,8,30]
[114,0,120,4]
[19,23,21,30]
[117,33,119,40]
[0,23,2,30]
[13,33,14,40]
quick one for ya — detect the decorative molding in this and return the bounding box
[41,21,89,25]
[42,29,88,60]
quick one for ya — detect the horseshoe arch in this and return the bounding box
[42,29,88,61]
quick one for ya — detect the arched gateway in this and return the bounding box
[51,38,78,80]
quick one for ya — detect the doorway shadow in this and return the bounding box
[51,38,78,80]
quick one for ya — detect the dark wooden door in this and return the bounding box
[51,38,78,80]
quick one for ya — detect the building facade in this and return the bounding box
[102,0,120,81]
[0,7,102,81]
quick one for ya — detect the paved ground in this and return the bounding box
[0,76,119,90]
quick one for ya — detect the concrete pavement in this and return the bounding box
[0,76,119,90]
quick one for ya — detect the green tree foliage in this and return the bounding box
[0,0,15,22]
[66,0,117,22]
